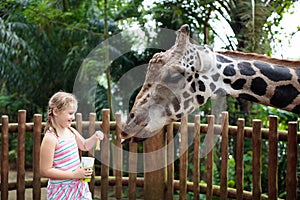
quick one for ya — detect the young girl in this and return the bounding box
[40,91,104,200]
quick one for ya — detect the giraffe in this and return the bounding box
[121,24,300,143]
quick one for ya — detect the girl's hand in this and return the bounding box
[73,167,93,179]
[95,130,104,140]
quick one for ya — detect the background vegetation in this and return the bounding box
[1,0,299,198]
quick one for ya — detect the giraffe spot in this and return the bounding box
[231,78,246,90]
[223,78,231,84]
[196,95,205,105]
[194,73,199,78]
[172,97,180,112]
[217,64,222,69]
[238,62,256,76]
[202,75,209,79]
[270,84,299,108]
[180,82,186,89]
[191,81,196,92]
[187,75,193,82]
[295,69,300,84]
[292,105,300,114]
[184,100,189,110]
[253,61,292,82]
[216,55,233,63]
[223,64,236,76]
[210,82,216,91]
[238,93,259,102]
[191,66,195,72]
[251,77,267,96]
[184,98,192,110]
[166,106,172,116]
[183,91,190,98]
[212,73,220,82]
[198,80,206,91]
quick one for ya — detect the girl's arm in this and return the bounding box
[40,133,90,179]
[72,127,104,151]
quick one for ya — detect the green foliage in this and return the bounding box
[0,0,113,120]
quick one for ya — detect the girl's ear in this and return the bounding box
[52,108,59,116]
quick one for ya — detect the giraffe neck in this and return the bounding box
[212,53,300,114]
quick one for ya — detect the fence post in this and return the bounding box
[1,115,9,200]
[17,110,26,200]
[179,116,188,200]
[268,116,278,199]
[101,109,110,200]
[128,139,137,200]
[166,123,174,200]
[220,112,229,200]
[88,113,96,196]
[193,115,200,200]
[76,113,83,157]
[206,115,214,200]
[286,122,297,200]
[236,118,245,199]
[115,113,123,200]
[252,119,262,200]
[144,128,166,200]
[33,114,42,199]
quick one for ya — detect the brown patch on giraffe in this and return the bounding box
[218,50,300,69]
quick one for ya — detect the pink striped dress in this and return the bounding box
[46,131,92,200]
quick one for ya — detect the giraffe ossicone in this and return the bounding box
[121,24,300,143]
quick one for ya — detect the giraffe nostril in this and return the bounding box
[130,113,134,119]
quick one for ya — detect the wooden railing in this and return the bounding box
[0,109,299,200]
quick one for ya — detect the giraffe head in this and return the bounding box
[121,24,217,143]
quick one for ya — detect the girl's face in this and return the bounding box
[54,103,77,128]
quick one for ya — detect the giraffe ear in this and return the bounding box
[194,45,216,72]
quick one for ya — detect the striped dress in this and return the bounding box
[46,131,92,200]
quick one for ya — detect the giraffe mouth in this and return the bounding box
[121,105,167,143]
[120,127,150,144]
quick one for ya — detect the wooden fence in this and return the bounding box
[0,109,299,200]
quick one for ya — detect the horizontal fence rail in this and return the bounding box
[0,109,299,200]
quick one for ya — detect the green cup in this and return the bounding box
[80,157,95,182]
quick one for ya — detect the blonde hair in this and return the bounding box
[44,91,78,136]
